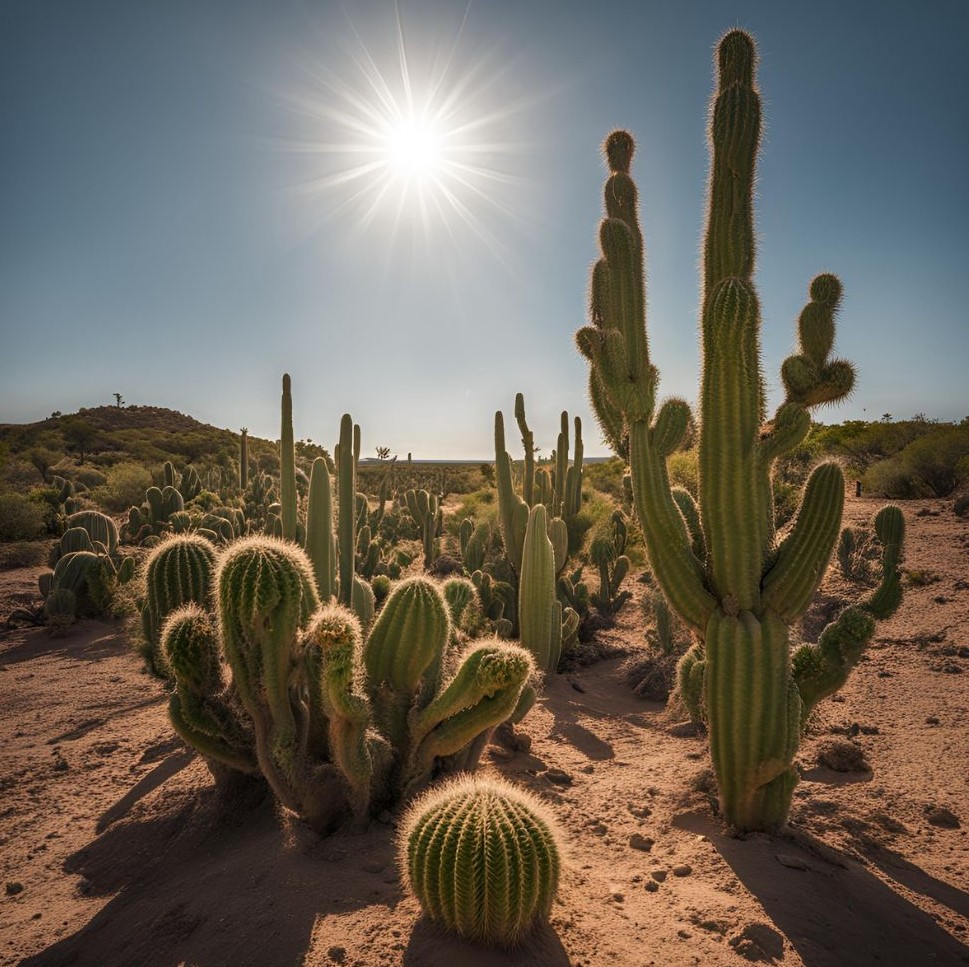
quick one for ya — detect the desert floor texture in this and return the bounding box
[1,496,967,967]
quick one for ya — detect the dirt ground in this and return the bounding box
[1,496,967,967]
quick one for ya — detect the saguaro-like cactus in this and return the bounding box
[280,374,298,541]
[575,30,904,831]
[400,775,561,948]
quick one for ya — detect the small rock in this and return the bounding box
[924,805,960,829]
[5,882,23,896]
[569,679,586,693]
[588,823,607,837]
[926,716,941,725]
[650,869,667,882]
[677,929,692,939]
[644,880,659,892]
[629,833,654,852]
[51,752,69,773]
[628,804,651,819]
[672,864,692,877]
[31,912,41,920]
[730,922,785,962]
[612,892,625,903]
[362,860,384,874]
[327,946,346,964]
[817,738,869,772]
[775,853,808,871]
[580,764,595,774]
[876,670,892,678]
[545,768,573,787]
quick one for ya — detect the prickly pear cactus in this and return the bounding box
[400,775,561,947]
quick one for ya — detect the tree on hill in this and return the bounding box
[62,418,98,464]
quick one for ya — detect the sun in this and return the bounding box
[278,5,526,256]
[385,115,443,181]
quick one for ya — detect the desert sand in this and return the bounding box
[1,496,967,966]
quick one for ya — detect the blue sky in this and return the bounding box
[1,0,967,458]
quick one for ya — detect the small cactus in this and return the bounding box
[400,775,562,948]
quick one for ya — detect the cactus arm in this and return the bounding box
[762,462,845,622]
[553,411,568,518]
[169,694,259,775]
[629,422,715,632]
[280,374,298,542]
[865,505,905,619]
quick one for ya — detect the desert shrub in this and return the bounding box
[89,461,153,512]
[864,425,969,498]
[75,467,108,489]
[0,541,50,570]
[583,457,626,499]
[667,450,698,497]
[0,491,46,541]
[954,493,969,518]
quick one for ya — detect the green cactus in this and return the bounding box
[458,517,490,574]
[335,414,358,609]
[141,533,218,676]
[442,575,480,634]
[305,456,336,602]
[280,374,298,541]
[404,488,442,570]
[239,428,249,491]
[575,30,904,831]
[518,504,560,673]
[589,510,632,617]
[400,775,561,948]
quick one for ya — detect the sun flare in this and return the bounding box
[279,5,526,256]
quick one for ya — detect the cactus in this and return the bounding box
[404,488,442,570]
[335,414,358,609]
[141,533,218,676]
[280,374,298,541]
[442,575,480,634]
[167,537,533,833]
[400,775,561,948]
[458,517,490,573]
[588,510,632,617]
[518,505,560,673]
[239,427,250,491]
[574,30,904,830]
[305,457,336,602]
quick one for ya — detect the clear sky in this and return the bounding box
[1,0,967,458]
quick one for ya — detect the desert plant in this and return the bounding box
[588,509,633,617]
[575,30,904,831]
[0,492,46,541]
[399,775,561,948]
[140,533,218,676]
[166,537,535,833]
[404,488,442,570]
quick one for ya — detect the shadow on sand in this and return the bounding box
[403,916,569,967]
[674,811,969,966]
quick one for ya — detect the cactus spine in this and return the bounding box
[400,776,561,948]
[575,30,904,831]
[280,374,297,541]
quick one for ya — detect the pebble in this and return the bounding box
[672,864,692,877]
[629,833,654,852]
[580,764,595,774]
[650,869,667,882]
[546,768,573,786]
[612,892,625,903]
[644,880,659,892]
[926,716,941,725]
[362,860,384,874]
[924,805,961,829]
[327,946,346,964]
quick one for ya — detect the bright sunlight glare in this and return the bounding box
[277,3,529,260]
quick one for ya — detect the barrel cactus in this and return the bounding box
[140,533,217,677]
[400,775,561,947]
[575,30,904,831]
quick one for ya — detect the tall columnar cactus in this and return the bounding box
[334,414,358,609]
[400,775,561,948]
[575,30,904,831]
[519,505,561,673]
[305,456,336,602]
[280,374,298,542]
[141,533,218,676]
[239,427,249,491]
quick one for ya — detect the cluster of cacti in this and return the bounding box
[39,510,135,622]
[399,775,561,948]
[162,535,535,832]
[588,509,632,617]
[161,460,202,504]
[458,516,490,573]
[403,488,442,570]
[575,30,904,830]
[123,483,186,545]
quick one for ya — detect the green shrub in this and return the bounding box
[862,424,969,498]
[667,450,698,497]
[90,461,153,512]
[0,492,46,541]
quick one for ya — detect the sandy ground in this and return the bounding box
[1,495,967,967]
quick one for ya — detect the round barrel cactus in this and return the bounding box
[400,776,561,947]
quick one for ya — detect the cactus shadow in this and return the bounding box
[402,915,569,966]
[0,620,128,665]
[674,811,969,966]
[20,770,406,967]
